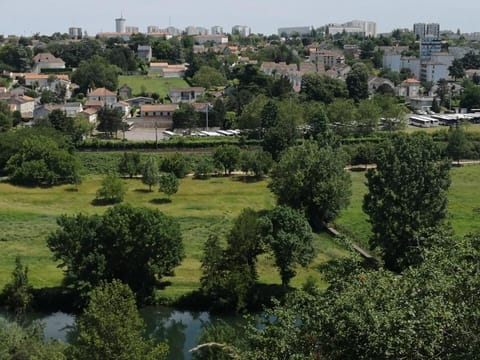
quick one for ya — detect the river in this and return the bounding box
[0,307,244,360]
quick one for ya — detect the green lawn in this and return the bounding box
[335,164,480,248]
[5,164,477,301]
[0,175,347,300]
[118,75,189,99]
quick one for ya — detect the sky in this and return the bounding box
[1,0,479,36]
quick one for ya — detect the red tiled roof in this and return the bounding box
[403,78,420,84]
[140,104,179,112]
[88,88,117,97]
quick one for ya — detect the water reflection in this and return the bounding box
[0,307,243,360]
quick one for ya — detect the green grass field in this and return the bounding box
[0,175,347,300]
[335,165,480,248]
[118,75,189,99]
[3,164,479,301]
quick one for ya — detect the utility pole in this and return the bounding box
[206,103,209,131]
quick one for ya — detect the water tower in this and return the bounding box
[115,16,126,33]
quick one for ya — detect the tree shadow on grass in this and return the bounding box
[134,188,152,193]
[157,280,173,290]
[150,198,172,205]
[233,175,265,183]
[64,187,79,192]
[91,198,119,206]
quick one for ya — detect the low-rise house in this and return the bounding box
[261,61,324,92]
[149,62,169,73]
[169,87,205,103]
[83,100,105,110]
[8,86,29,96]
[325,64,351,80]
[113,101,131,119]
[16,73,70,91]
[193,45,206,54]
[87,87,117,108]
[194,34,228,45]
[137,45,152,62]
[63,102,83,117]
[33,102,83,120]
[126,96,154,107]
[465,69,480,80]
[309,49,345,68]
[118,84,133,99]
[8,95,35,119]
[32,52,66,73]
[163,64,186,78]
[149,63,187,78]
[139,103,179,127]
[81,107,98,124]
[397,78,421,98]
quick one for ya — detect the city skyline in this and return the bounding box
[1,0,479,36]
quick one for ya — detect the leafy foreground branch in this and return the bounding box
[196,231,480,359]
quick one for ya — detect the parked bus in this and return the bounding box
[409,115,439,128]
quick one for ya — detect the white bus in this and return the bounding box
[409,115,439,128]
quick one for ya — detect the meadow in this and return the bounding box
[118,75,189,99]
[336,164,480,248]
[1,164,479,301]
[0,174,346,301]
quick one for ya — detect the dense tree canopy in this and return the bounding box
[259,206,315,287]
[0,100,13,132]
[5,135,80,186]
[346,62,369,103]
[0,319,67,360]
[213,145,240,175]
[72,55,120,94]
[300,73,348,104]
[96,108,123,138]
[95,173,126,204]
[142,157,160,191]
[244,231,480,359]
[74,280,168,360]
[0,44,32,72]
[363,133,451,271]
[460,84,480,110]
[118,152,143,178]
[192,65,228,89]
[269,141,351,229]
[158,172,179,198]
[47,204,184,304]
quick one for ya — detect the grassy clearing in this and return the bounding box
[5,164,477,300]
[0,175,348,300]
[335,164,480,249]
[118,75,189,98]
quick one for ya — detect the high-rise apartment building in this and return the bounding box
[125,26,139,33]
[413,23,440,40]
[327,20,376,37]
[147,26,160,33]
[278,26,311,37]
[211,26,223,35]
[69,27,82,39]
[232,25,250,37]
